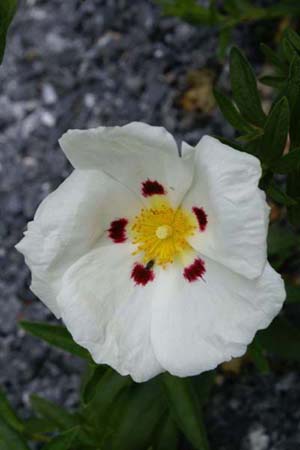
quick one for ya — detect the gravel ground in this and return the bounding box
[0,0,299,448]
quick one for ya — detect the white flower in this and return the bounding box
[16,122,285,382]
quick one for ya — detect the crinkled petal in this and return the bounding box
[59,122,194,205]
[16,170,141,318]
[182,136,269,279]
[57,242,162,382]
[151,258,285,377]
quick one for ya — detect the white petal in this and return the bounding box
[57,243,162,382]
[16,170,141,318]
[151,258,285,377]
[182,136,269,279]
[59,122,194,205]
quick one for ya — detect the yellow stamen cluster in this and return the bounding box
[130,198,196,267]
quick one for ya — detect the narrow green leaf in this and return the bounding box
[285,284,300,304]
[257,316,300,362]
[30,395,78,431]
[110,380,166,450]
[287,169,300,226]
[247,339,270,373]
[214,136,245,152]
[81,365,107,405]
[230,46,266,127]
[41,427,79,450]
[192,371,216,406]
[260,43,285,70]
[23,417,57,435]
[162,374,210,450]
[259,75,286,89]
[260,97,289,164]
[281,37,297,63]
[20,321,92,361]
[0,0,18,63]
[84,368,132,428]
[286,55,300,147]
[155,414,179,450]
[285,28,300,52]
[0,417,30,450]
[268,223,300,257]
[214,88,254,133]
[157,0,215,25]
[266,179,297,206]
[0,387,24,433]
[270,147,300,173]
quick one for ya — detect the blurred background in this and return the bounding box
[1,1,300,449]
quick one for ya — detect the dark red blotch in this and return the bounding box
[183,258,206,282]
[131,263,155,286]
[142,179,166,197]
[108,218,128,243]
[192,207,208,231]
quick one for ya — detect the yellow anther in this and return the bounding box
[129,198,196,267]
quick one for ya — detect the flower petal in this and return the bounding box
[151,258,285,377]
[59,122,194,205]
[182,136,269,279]
[57,243,162,382]
[16,170,141,318]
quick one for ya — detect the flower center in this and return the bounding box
[156,225,173,240]
[130,198,196,267]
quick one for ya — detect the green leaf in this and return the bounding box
[155,414,179,450]
[259,75,286,89]
[281,37,297,63]
[214,88,254,133]
[286,55,300,147]
[84,368,132,429]
[0,417,30,450]
[20,321,92,361]
[41,427,79,450]
[23,417,58,435]
[157,0,215,25]
[268,223,300,257]
[0,0,17,64]
[285,28,300,53]
[247,339,270,373]
[271,147,300,173]
[30,395,78,431]
[0,387,24,433]
[214,136,245,152]
[109,380,166,450]
[257,316,300,362]
[266,179,297,206]
[230,46,266,127]
[285,283,300,304]
[260,43,285,70]
[81,365,107,405]
[192,371,216,406]
[162,374,210,450]
[287,169,300,226]
[260,97,289,164]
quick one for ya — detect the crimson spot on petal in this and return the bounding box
[131,263,155,286]
[142,179,166,197]
[183,258,206,282]
[108,218,128,243]
[192,207,208,231]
